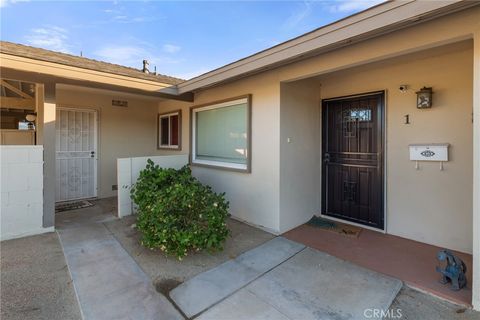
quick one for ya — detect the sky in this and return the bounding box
[0,0,383,80]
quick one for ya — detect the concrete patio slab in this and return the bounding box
[46,198,478,319]
[197,288,290,320]
[200,247,402,320]
[283,223,473,306]
[170,237,305,318]
[56,197,118,229]
[58,223,183,320]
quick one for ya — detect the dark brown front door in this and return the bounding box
[322,92,384,229]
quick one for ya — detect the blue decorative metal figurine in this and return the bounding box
[435,249,467,291]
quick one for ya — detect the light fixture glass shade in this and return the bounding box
[26,114,37,122]
[416,87,433,109]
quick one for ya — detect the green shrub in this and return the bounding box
[131,159,230,259]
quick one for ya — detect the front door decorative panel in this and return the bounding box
[322,93,384,229]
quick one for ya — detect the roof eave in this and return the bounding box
[177,0,476,94]
[0,66,193,102]
[0,52,181,91]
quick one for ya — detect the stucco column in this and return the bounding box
[36,83,56,228]
[42,101,56,227]
[473,31,480,311]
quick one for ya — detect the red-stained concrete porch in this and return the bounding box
[283,224,472,307]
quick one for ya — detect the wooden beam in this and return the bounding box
[0,96,35,109]
[0,79,33,99]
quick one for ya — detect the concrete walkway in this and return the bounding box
[170,237,305,317]
[58,223,183,320]
[51,199,479,320]
[172,237,402,320]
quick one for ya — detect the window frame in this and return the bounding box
[157,109,182,150]
[190,94,252,173]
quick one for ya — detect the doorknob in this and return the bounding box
[90,151,95,158]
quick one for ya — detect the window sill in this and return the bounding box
[191,159,250,173]
[157,145,181,151]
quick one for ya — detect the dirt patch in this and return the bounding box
[154,278,183,296]
[104,217,275,285]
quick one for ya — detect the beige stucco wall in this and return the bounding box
[56,86,161,198]
[277,40,474,254]
[317,41,473,253]
[158,71,281,233]
[279,79,321,233]
[159,41,473,252]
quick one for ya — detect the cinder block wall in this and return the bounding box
[1,145,51,240]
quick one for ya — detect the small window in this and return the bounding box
[191,95,251,172]
[158,110,181,149]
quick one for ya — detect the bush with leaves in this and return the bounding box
[131,159,230,259]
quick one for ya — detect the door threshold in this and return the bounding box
[318,213,386,234]
[55,197,98,204]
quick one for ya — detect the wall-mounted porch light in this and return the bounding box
[25,113,37,130]
[416,87,433,109]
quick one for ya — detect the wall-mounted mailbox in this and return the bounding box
[409,143,449,161]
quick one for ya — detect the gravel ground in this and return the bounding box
[2,198,479,320]
[0,232,82,320]
[390,286,480,320]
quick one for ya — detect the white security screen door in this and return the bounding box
[56,108,97,202]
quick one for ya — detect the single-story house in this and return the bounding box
[1,0,479,309]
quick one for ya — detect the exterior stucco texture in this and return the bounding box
[159,40,474,253]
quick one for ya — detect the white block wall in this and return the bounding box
[1,146,52,241]
[117,155,189,217]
